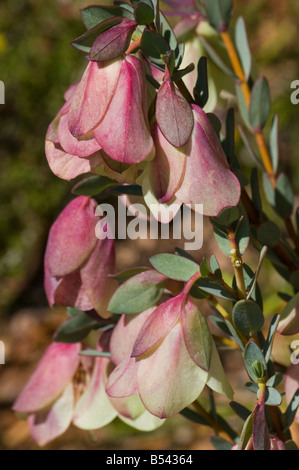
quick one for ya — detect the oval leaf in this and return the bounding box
[108,270,166,314]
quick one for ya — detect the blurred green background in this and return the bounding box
[0,0,299,450]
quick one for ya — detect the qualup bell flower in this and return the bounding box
[140,104,241,218]
[106,294,233,419]
[13,333,163,446]
[45,55,154,180]
[44,196,117,318]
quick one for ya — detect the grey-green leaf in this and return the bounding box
[233,299,264,335]
[249,76,271,132]
[108,270,166,314]
[235,16,251,80]
[149,253,199,282]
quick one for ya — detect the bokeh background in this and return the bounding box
[0,0,299,450]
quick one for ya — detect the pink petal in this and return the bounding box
[106,356,139,398]
[137,322,208,418]
[138,165,183,223]
[132,294,185,358]
[58,114,101,157]
[180,297,213,371]
[45,139,102,181]
[27,383,74,446]
[68,59,122,137]
[73,356,117,430]
[149,123,187,203]
[125,54,149,117]
[53,269,94,311]
[175,104,241,217]
[94,56,154,164]
[110,395,145,421]
[13,342,80,413]
[80,236,117,318]
[110,308,156,366]
[45,196,98,278]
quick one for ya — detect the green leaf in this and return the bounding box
[232,299,264,335]
[72,16,123,53]
[80,5,130,29]
[236,83,251,130]
[266,373,283,388]
[257,221,280,248]
[194,56,209,108]
[210,436,233,450]
[140,28,170,65]
[159,10,178,51]
[112,267,150,283]
[246,246,268,300]
[238,412,254,450]
[249,77,271,132]
[235,17,251,80]
[250,168,262,214]
[134,2,155,25]
[205,0,233,32]
[283,390,299,430]
[269,114,279,174]
[54,313,101,343]
[243,339,266,382]
[108,270,166,314]
[212,203,249,258]
[238,126,264,171]
[230,401,251,421]
[262,173,276,207]
[194,277,237,301]
[223,319,244,350]
[263,314,280,363]
[275,173,293,217]
[222,108,236,166]
[278,292,299,335]
[209,255,222,278]
[149,253,199,282]
[112,184,143,196]
[199,35,235,78]
[200,256,209,277]
[72,175,115,196]
[174,247,198,263]
[259,387,282,406]
[180,407,208,426]
[211,206,240,227]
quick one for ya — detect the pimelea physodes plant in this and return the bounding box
[13,0,299,450]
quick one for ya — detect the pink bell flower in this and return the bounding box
[44,196,117,318]
[45,55,153,180]
[142,104,241,217]
[106,293,233,418]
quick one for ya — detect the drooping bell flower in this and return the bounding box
[141,104,241,217]
[13,334,163,446]
[93,54,154,164]
[106,293,233,418]
[44,196,117,318]
[45,55,154,180]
